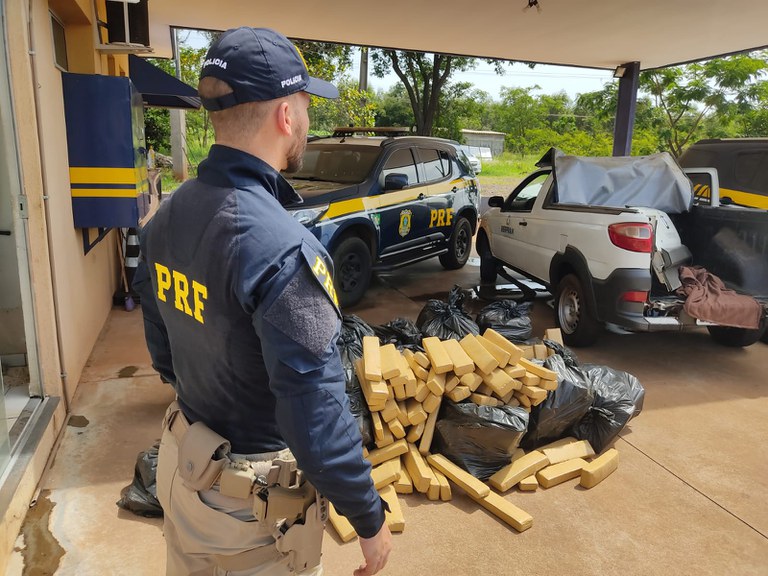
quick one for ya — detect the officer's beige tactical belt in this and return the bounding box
[163,401,328,572]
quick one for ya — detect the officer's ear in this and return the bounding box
[275,100,292,137]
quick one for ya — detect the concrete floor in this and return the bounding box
[7,257,768,575]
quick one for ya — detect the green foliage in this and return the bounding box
[294,41,354,79]
[435,83,495,141]
[309,81,376,134]
[497,86,543,152]
[159,168,181,195]
[144,108,170,153]
[370,50,504,136]
[640,51,768,156]
[373,84,415,129]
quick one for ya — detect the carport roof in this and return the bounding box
[148,0,768,71]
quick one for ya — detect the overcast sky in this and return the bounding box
[348,49,615,100]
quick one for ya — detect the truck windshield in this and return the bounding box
[284,144,381,184]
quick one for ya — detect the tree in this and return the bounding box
[574,84,662,154]
[496,86,543,154]
[144,108,170,153]
[370,50,504,136]
[738,80,768,136]
[640,51,768,157]
[310,80,376,133]
[373,85,415,129]
[431,82,494,141]
[538,92,574,133]
[573,85,617,134]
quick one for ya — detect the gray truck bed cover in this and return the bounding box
[538,148,694,214]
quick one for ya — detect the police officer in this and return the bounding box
[143,27,392,575]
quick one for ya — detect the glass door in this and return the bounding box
[0,12,41,479]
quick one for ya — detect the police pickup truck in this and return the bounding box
[478,149,768,347]
[283,128,481,307]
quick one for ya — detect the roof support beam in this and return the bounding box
[612,61,640,156]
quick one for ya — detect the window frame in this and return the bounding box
[50,11,69,72]
[379,146,420,191]
[502,170,550,212]
[417,147,453,184]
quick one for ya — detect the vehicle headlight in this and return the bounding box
[290,205,329,226]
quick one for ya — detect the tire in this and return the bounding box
[439,217,472,270]
[476,231,498,284]
[331,236,372,308]
[554,273,602,347]
[707,320,766,347]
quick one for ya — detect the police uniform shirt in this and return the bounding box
[143,144,384,538]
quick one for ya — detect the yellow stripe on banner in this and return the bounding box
[69,167,137,185]
[71,188,138,198]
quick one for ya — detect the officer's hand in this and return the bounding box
[354,522,392,576]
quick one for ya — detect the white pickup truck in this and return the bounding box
[478,149,768,347]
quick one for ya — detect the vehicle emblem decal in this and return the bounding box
[399,209,412,237]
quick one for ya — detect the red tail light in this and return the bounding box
[608,223,653,253]
[621,291,649,303]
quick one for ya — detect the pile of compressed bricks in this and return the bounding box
[328,327,621,542]
[330,329,618,542]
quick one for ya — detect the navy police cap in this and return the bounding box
[199,27,338,111]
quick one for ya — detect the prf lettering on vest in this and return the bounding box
[311,255,339,307]
[429,208,454,228]
[154,263,208,324]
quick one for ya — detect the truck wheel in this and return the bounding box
[554,274,601,347]
[707,321,766,347]
[331,236,372,308]
[439,217,472,270]
[477,232,498,283]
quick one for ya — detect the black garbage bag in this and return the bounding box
[416,286,479,341]
[570,365,645,452]
[521,354,594,449]
[475,300,533,342]
[345,372,373,447]
[337,315,375,446]
[583,364,645,419]
[338,315,376,366]
[117,442,163,517]
[542,339,580,367]
[373,318,423,350]
[432,401,529,480]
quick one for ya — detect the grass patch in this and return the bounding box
[480,153,539,177]
[159,168,182,195]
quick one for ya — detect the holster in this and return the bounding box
[274,501,325,573]
[177,421,231,491]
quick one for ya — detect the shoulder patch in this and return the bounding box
[263,247,341,360]
[300,241,340,312]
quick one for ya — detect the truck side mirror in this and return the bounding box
[384,173,408,191]
[488,196,504,208]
